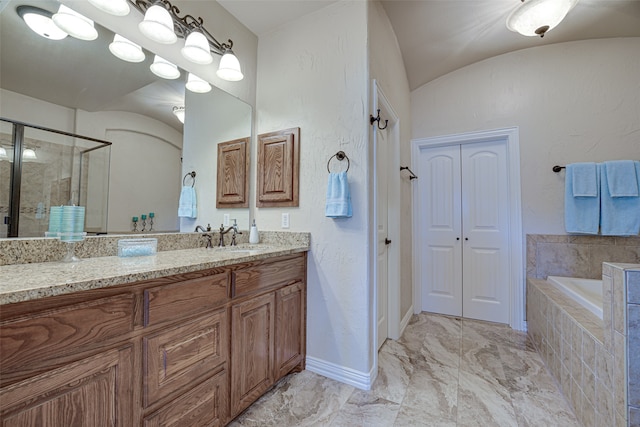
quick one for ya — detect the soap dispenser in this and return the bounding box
[249,219,259,244]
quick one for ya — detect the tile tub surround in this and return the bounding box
[0,241,310,305]
[528,263,640,427]
[229,313,580,426]
[0,231,310,266]
[527,234,640,280]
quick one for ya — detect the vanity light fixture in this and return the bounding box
[181,31,213,64]
[87,0,130,17]
[150,55,180,79]
[138,3,177,44]
[172,106,185,123]
[217,46,244,81]
[52,5,98,41]
[506,0,579,38]
[109,34,145,63]
[186,73,212,93]
[22,148,37,161]
[0,147,8,160]
[17,5,68,40]
[130,0,243,81]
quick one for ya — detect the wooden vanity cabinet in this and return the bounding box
[0,253,306,427]
[229,254,307,418]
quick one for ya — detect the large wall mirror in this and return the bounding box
[0,0,251,238]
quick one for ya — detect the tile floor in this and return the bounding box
[229,313,582,426]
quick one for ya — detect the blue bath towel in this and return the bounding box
[600,161,640,236]
[571,162,598,197]
[604,160,639,197]
[325,171,352,218]
[564,163,600,234]
[178,186,197,218]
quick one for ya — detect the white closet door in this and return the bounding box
[461,140,510,323]
[418,145,462,317]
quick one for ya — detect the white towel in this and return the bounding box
[178,186,197,218]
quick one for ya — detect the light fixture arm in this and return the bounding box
[129,0,232,55]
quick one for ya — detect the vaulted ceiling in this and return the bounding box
[220,0,640,90]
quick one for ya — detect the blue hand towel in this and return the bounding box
[604,160,639,197]
[571,162,598,197]
[564,163,600,234]
[178,186,197,218]
[600,161,640,236]
[325,171,352,218]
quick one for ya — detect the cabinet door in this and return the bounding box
[0,346,133,427]
[275,282,305,380]
[230,293,275,416]
[143,369,227,427]
[143,309,227,407]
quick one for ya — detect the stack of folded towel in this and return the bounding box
[565,162,600,234]
[600,160,640,236]
[565,160,640,236]
[178,186,197,218]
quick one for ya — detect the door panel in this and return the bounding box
[418,139,510,324]
[461,141,510,323]
[419,145,462,316]
[376,125,389,349]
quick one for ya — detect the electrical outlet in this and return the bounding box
[281,213,290,229]
[223,214,230,226]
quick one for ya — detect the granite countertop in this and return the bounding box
[0,244,309,305]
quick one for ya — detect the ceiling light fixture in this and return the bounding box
[172,106,185,123]
[87,0,131,17]
[150,55,180,79]
[506,0,579,38]
[131,0,243,81]
[109,34,145,62]
[186,73,211,93]
[52,5,98,41]
[17,5,68,40]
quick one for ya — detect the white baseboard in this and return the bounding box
[400,305,413,336]
[305,356,373,390]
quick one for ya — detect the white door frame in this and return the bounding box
[411,127,525,330]
[371,81,402,356]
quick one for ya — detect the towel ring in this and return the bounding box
[183,171,196,187]
[327,151,350,173]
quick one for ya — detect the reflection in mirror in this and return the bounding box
[0,0,251,238]
[182,88,251,233]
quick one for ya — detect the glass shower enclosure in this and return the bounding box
[0,118,111,238]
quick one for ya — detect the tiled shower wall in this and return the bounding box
[527,234,640,280]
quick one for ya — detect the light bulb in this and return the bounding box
[52,5,98,41]
[186,73,211,93]
[138,4,177,44]
[109,34,145,63]
[216,49,244,81]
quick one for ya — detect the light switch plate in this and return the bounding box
[223,214,230,226]
[282,213,290,229]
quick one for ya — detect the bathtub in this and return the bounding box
[547,276,603,320]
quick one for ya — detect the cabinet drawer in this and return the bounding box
[0,294,135,382]
[144,273,228,327]
[143,369,228,427]
[232,255,304,298]
[143,309,227,407]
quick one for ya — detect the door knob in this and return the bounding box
[465,237,469,241]
[385,238,392,245]
[456,237,460,241]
